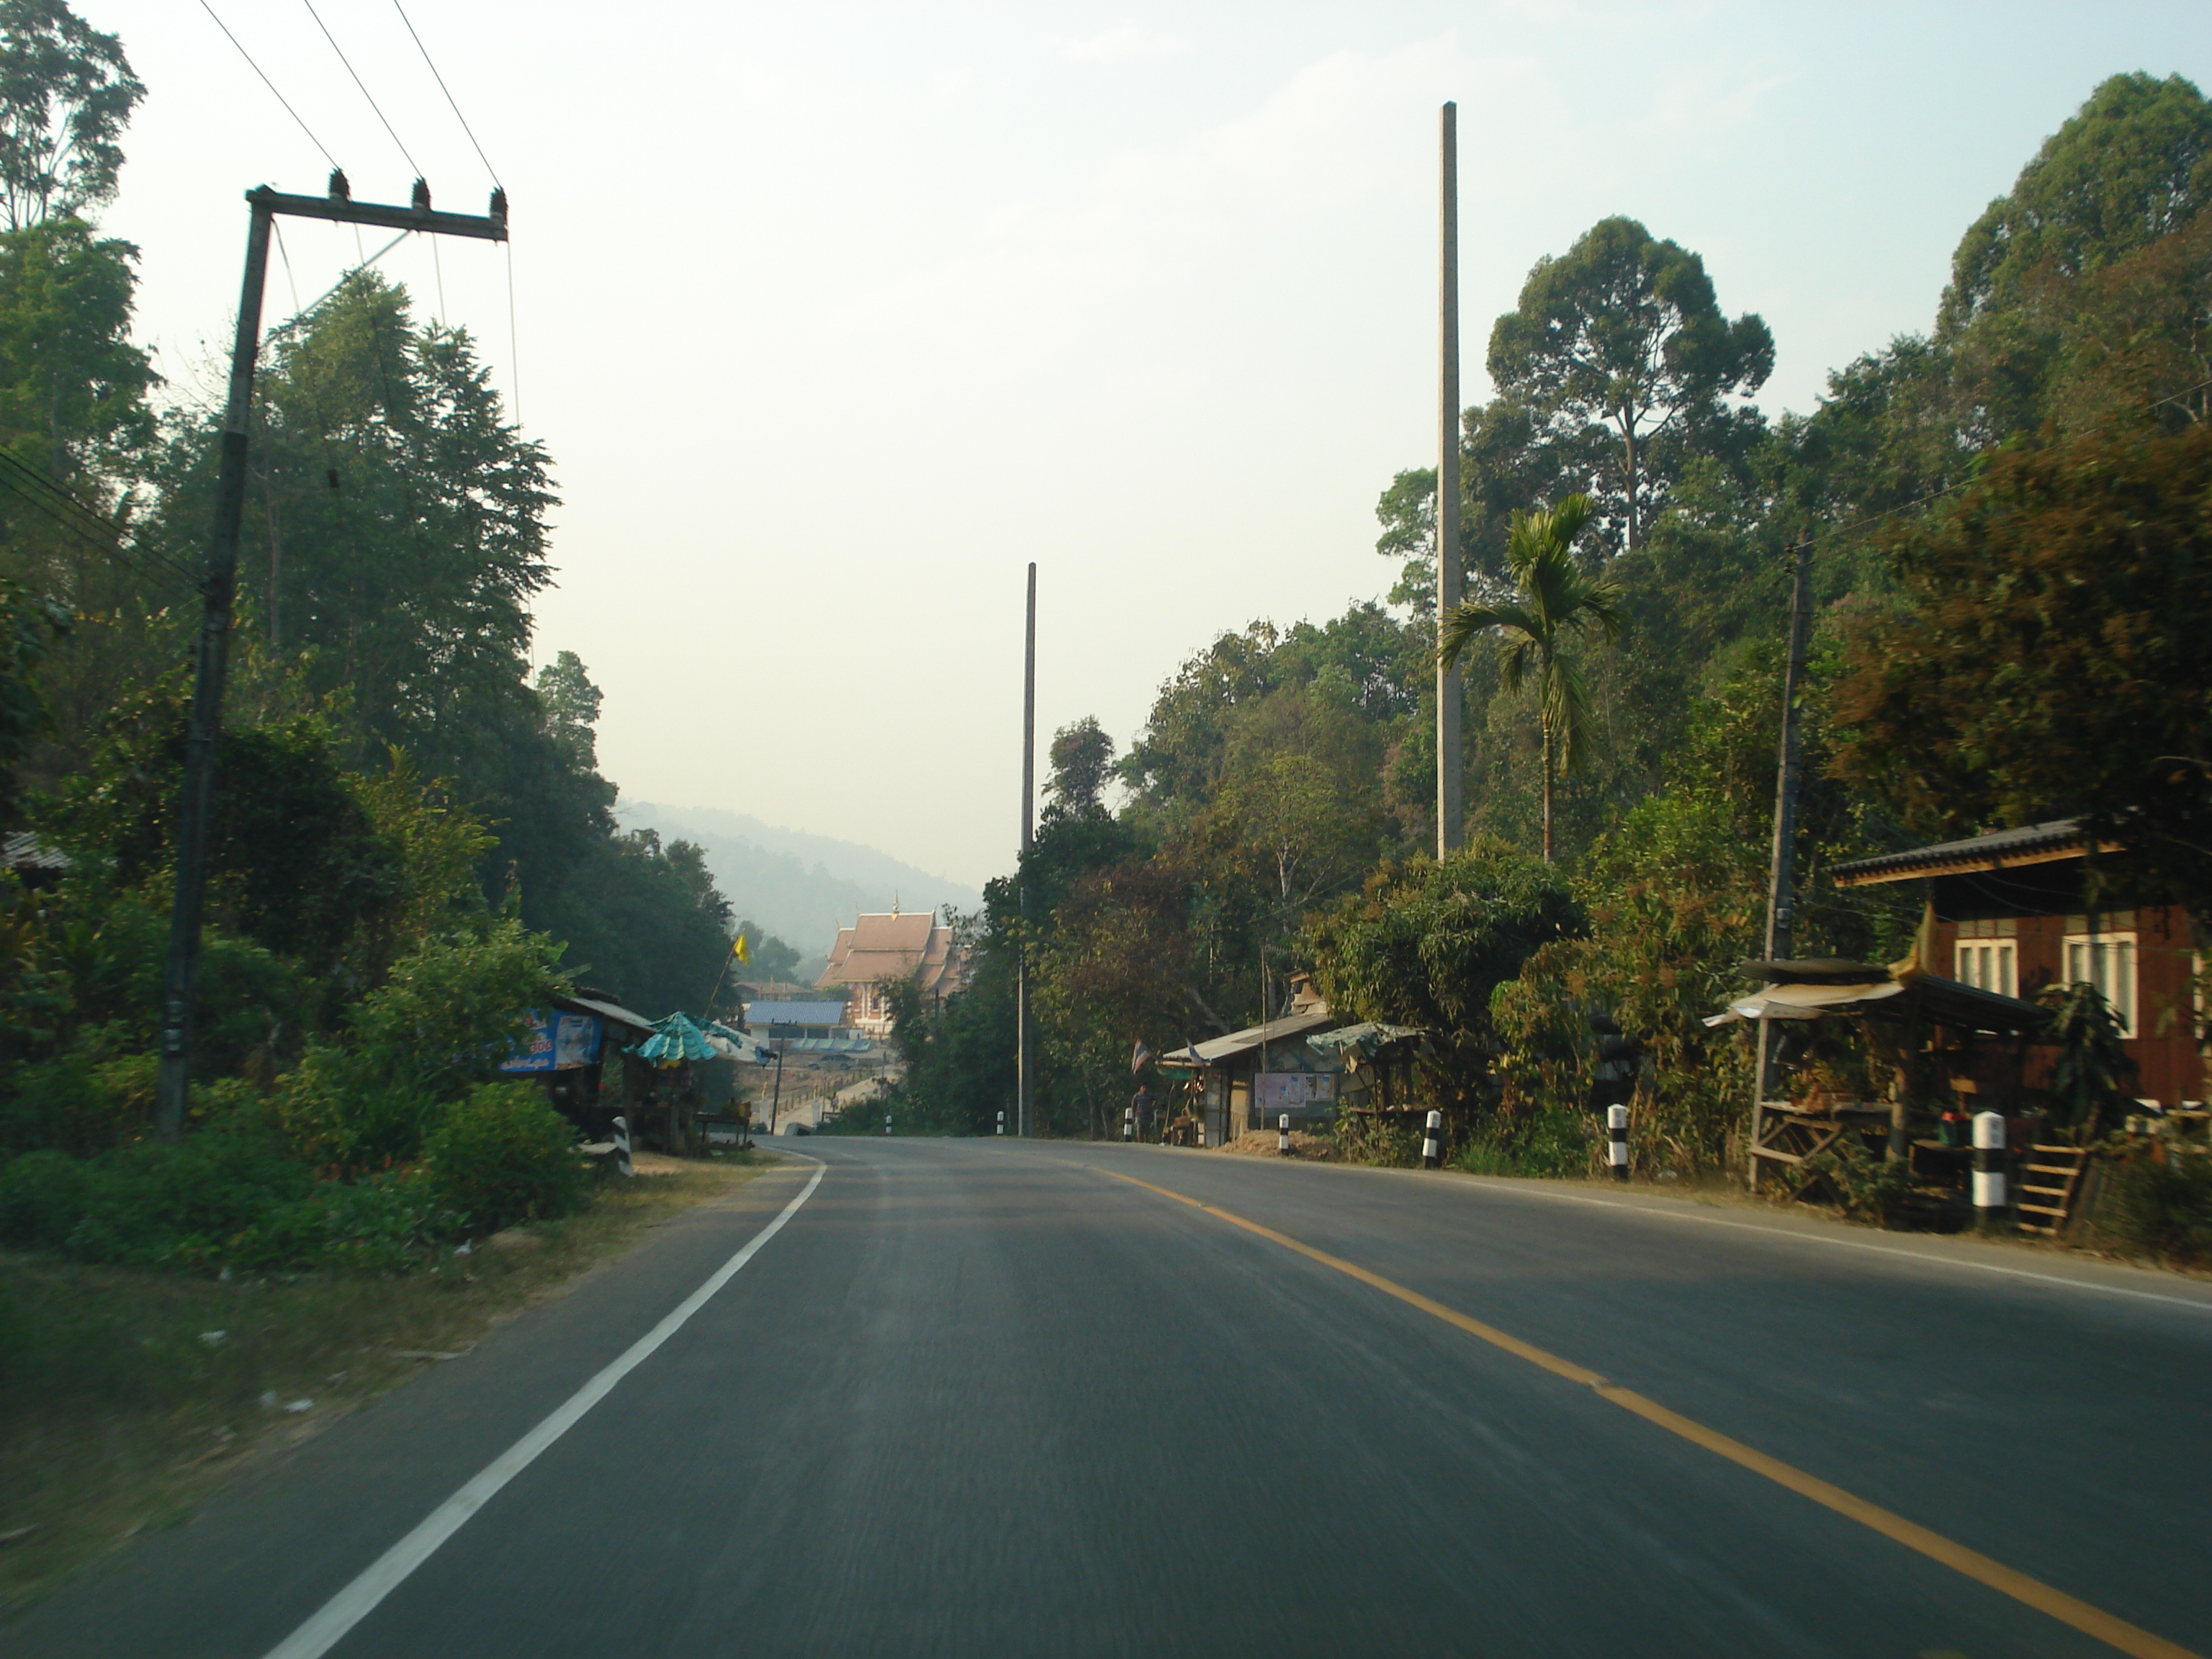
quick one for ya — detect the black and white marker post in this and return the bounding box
[1123,1106,1134,1142]
[1278,1112,1290,1156]
[884,1113,892,1136]
[996,1110,1004,1136]
[611,1115,633,1179]
[1422,1109,1442,1169]
[1972,1109,2007,1222]
[1608,1104,1629,1182]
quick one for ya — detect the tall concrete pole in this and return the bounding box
[1436,101,1465,858]
[1017,562,1037,1138]
[1749,534,1814,1189]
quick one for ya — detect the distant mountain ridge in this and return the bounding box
[619,802,983,960]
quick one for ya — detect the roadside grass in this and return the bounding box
[0,1151,775,1611]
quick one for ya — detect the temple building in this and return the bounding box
[817,906,970,1037]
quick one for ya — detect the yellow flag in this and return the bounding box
[732,932,750,963]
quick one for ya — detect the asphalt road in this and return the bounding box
[9,1138,2211,1658]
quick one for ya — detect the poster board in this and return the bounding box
[501,1010,606,1073]
[1256,1071,1337,1117]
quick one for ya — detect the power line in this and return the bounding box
[198,1,339,170]
[391,0,501,184]
[300,0,423,179]
[1820,367,2212,548]
[0,463,199,599]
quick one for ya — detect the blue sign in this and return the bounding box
[501,1010,606,1073]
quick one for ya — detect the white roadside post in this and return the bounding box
[1972,1110,2008,1220]
[1608,1104,1629,1182]
[1123,1105,1134,1141]
[884,1113,891,1136]
[1422,1109,1442,1169]
[996,1110,1004,1137]
[1278,1112,1290,1156]
[611,1115,633,1178]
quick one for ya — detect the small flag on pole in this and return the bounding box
[732,932,750,963]
[1131,1039,1151,1074]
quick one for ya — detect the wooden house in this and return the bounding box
[1832,820,2203,1106]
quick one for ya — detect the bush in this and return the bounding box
[231,1169,449,1272]
[422,1082,586,1234]
[2096,1149,2212,1262]
[0,1149,91,1248]
[1452,1105,1596,1178]
[59,1119,315,1267]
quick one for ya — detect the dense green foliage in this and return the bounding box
[885,71,2212,1182]
[0,5,749,1268]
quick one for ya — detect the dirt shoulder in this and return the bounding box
[0,1150,783,1611]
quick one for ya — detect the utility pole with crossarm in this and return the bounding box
[153,176,511,1140]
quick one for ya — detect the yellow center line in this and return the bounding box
[1094,1166,2202,1659]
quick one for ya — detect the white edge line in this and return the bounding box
[1442,1174,2212,1314]
[262,1157,827,1659]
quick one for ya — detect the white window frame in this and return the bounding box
[2062,932,2139,1035]
[1953,938,2018,999]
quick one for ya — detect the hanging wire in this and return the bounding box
[0,456,201,597]
[198,1,339,169]
[391,0,501,184]
[300,0,423,177]
[271,217,305,318]
[505,240,523,426]
[1807,367,2212,554]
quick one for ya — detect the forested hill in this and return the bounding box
[620,804,984,958]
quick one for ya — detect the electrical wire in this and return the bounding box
[0,462,199,599]
[198,0,339,170]
[300,0,423,178]
[1819,368,2212,548]
[272,217,305,319]
[504,241,523,426]
[391,0,501,184]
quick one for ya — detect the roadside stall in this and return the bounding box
[1306,1022,1429,1120]
[634,1012,721,1156]
[500,990,657,1139]
[1707,956,2050,1213]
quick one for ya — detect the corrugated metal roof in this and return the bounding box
[1830,819,2092,886]
[1159,1008,1340,1066]
[745,1001,850,1027]
[554,992,655,1034]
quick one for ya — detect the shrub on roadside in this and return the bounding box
[421,1082,585,1234]
[2095,1148,2212,1262]
[1452,1105,1595,1178]
[0,1105,454,1272]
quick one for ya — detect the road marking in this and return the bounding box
[1097,1166,2203,1659]
[1444,1176,2212,1314]
[261,1159,826,1659]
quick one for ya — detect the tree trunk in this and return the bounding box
[1622,416,1640,552]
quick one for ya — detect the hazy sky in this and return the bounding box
[91,1,2212,887]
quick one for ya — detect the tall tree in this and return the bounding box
[157,273,554,759]
[0,0,141,231]
[1439,495,1622,861]
[1939,73,2212,339]
[1831,420,2212,920]
[1488,217,1772,552]
[1044,716,1115,821]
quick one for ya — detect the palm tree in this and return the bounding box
[1437,493,1622,862]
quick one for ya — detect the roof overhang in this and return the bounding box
[1829,819,2118,888]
